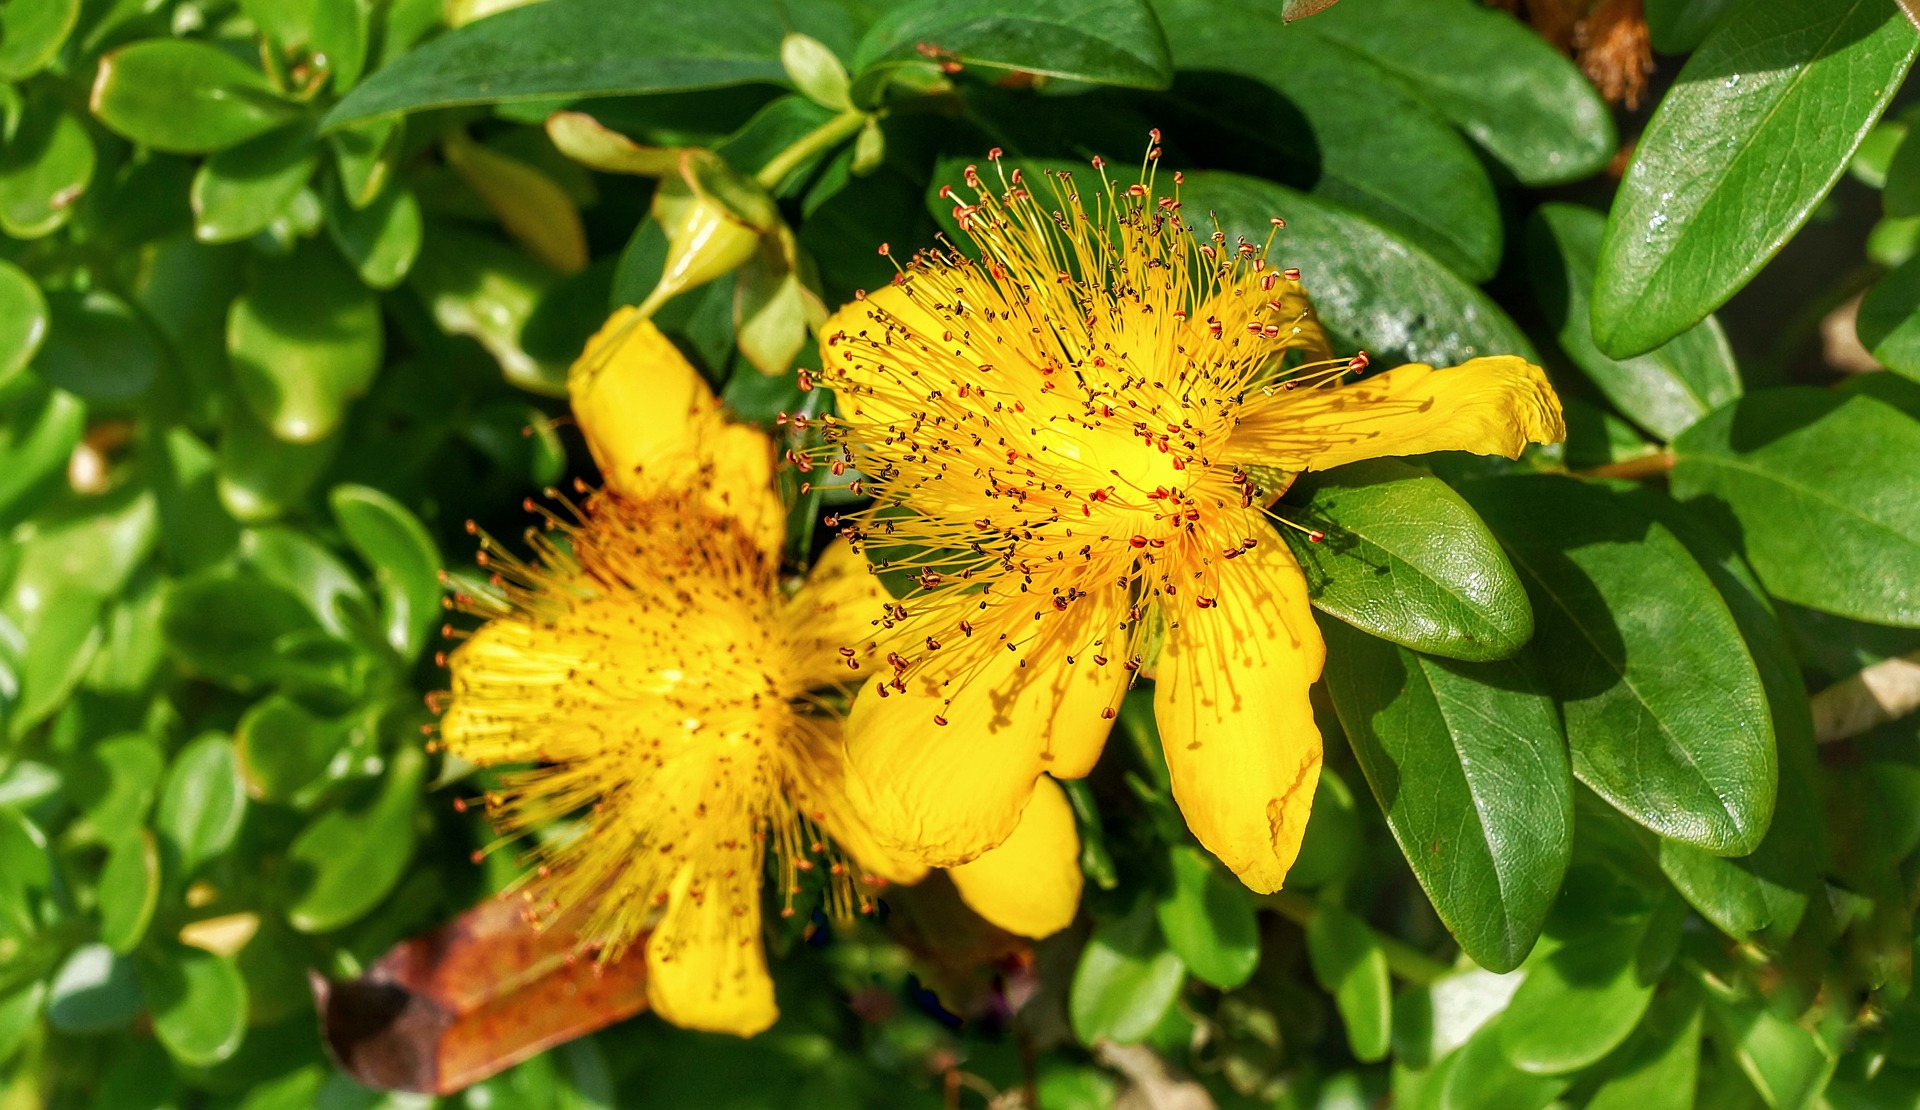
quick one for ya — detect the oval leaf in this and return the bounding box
[228,241,383,443]
[1461,475,1777,854]
[851,0,1172,96]
[1069,899,1187,1046]
[191,124,319,244]
[1321,619,1572,972]
[1154,846,1259,989]
[1591,0,1919,358]
[139,947,248,1066]
[0,262,50,389]
[284,745,424,933]
[1306,904,1392,1063]
[329,484,443,657]
[91,39,304,154]
[98,830,160,954]
[1282,459,1533,661]
[0,94,95,239]
[155,732,247,877]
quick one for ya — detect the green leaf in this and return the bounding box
[1708,997,1835,1110]
[228,241,383,443]
[1591,0,1919,358]
[216,408,341,522]
[67,733,165,846]
[1287,766,1361,890]
[326,184,423,290]
[0,262,47,389]
[155,733,247,877]
[1156,0,1501,280]
[1438,1015,1571,1110]
[1154,845,1259,989]
[1069,899,1187,1045]
[1586,993,1702,1110]
[0,381,82,528]
[1528,203,1742,441]
[409,222,565,395]
[1645,0,1735,53]
[191,124,319,244]
[0,981,46,1069]
[161,569,324,686]
[1306,904,1392,1063]
[90,39,304,154]
[46,943,142,1033]
[1460,475,1777,855]
[1182,173,1537,367]
[1854,253,1920,382]
[1282,459,1532,661]
[325,0,790,129]
[329,484,442,657]
[1299,0,1615,186]
[330,117,406,208]
[0,0,80,80]
[36,289,163,402]
[1884,120,1920,217]
[0,94,95,239]
[1497,905,1675,1075]
[140,947,248,1066]
[851,0,1171,100]
[1321,620,1571,972]
[234,696,349,802]
[1671,388,1920,626]
[98,829,160,954]
[284,744,424,933]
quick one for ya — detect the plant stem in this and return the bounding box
[754,109,868,191]
[1265,891,1453,986]
[1573,448,1677,481]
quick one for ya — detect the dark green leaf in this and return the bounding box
[191,124,319,244]
[46,943,142,1033]
[68,733,165,846]
[1645,0,1736,53]
[139,947,248,1066]
[1591,0,1919,358]
[234,696,349,802]
[155,733,247,877]
[1156,1,1500,280]
[228,241,383,443]
[1322,620,1571,972]
[1528,203,1742,440]
[1306,904,1392,1063]
[283,744,424,933]
[1282,459,1532,661]
[851,0,1171,99]
[1182,172,1537,366]
[216,408,341,522]
[329,484,442,656]
[325,0,790,128]
[161,569,323,686]
[98,830,159,954]
[1288,766,1361,889]
[1069,899,1187,1045]
[1460,475,1777,854]
[1671,388,1920,626]
[326,184,422,289]
[36,289,163,402]
[1154,846,1259,989]
[1854,253,1920,382]
[1300,0,1614,186]
[330,117,406,208]
[0,94,95,239]
[91,39,304,154]
[409,222,565,395]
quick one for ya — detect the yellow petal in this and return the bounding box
[842,580,1128,867]
[569,308,784,551]
[1228,355,1565,472]
[786,717,929,887]
[819,281,979,430]
[439,618,569,764]
[946,776,1083,938]
[1155,523,1324,893]
[646,863,778,1037]
[777,538,888,689]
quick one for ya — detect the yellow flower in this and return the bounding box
[437,309,1083,1038]
[815,148,1563,893]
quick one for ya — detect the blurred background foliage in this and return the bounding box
[5,0,1920,1107]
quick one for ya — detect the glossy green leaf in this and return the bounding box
[0,95,95,239]
[410,223,565,395]
[326,0,789,128]
[98,830,159,954]
[851,0,1171,99]
[326,184,423,289]
[329,484,441,656]
[1300,0,1614,186]
[1282,459,1533,661]
[1157,0,1501,280]
[1645,0,1736,53]
[1884,119,1920,217]
[0,981,46,1069]
[1461,475,1777,854]
[0,381,82,528]
[68,733,165,846]
[216,408,341,522]
[140,947,248,1066]
[1591,0,1919,358]
[191,124,319,244]
[91,39,304,154]
[1672,388,1920,626]
[330,116,406,208]
[1069,899,1187,1046]
[46,943,142,1033]
[1529,203,1742,440]
[284,744,424,932]
[1709,997,1835,1110]
[0,262,47,389]
[1854,253,1920,381]
[1182,173,1536,367]
[161,569,324,686]
[242,525,368,638]
[1438,1016,1570,1110]
[228,241,383,443]
[1154,846,1259,989]
[1586,994,1702,1110]
[1322,620,1571,972]
[155,733,247,877]
[234,696,349,802]
[36,289,163,402]
[1497,907,1674,1075]
[1306,904,1392,1063]
[0,0,80,80]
